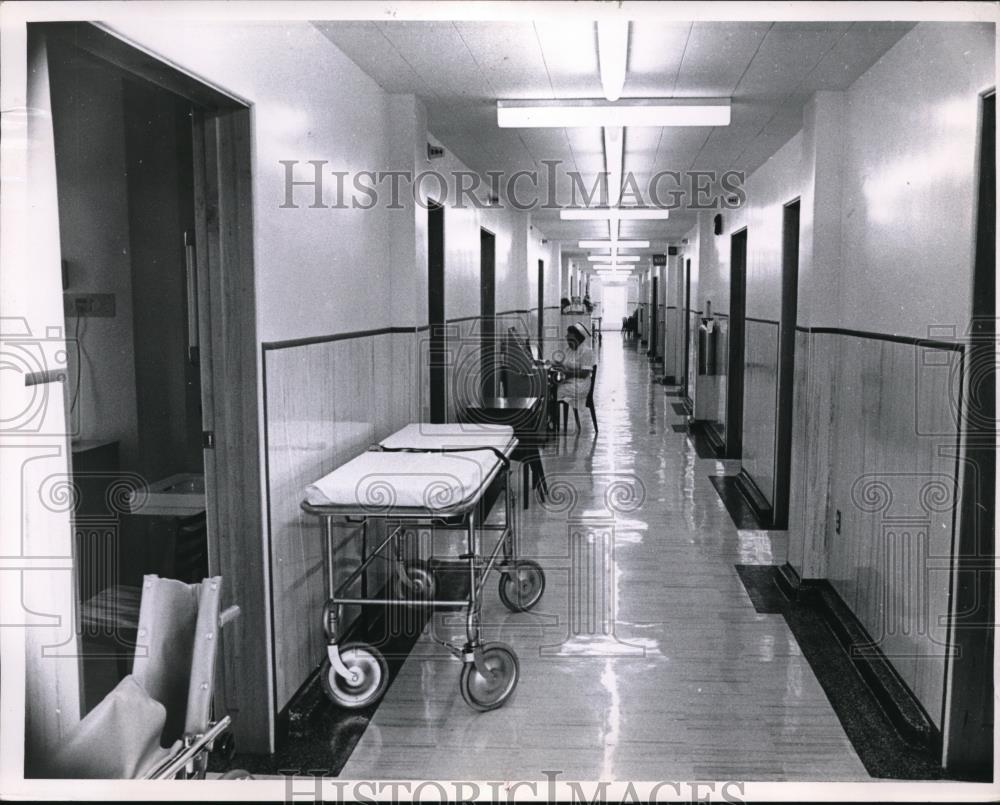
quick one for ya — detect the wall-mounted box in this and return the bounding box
[63,293,115,318]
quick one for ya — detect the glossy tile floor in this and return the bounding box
[340,333,870,781]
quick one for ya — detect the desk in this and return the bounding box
[461,397,548,508]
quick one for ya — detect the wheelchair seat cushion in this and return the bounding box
[48,675,176,778]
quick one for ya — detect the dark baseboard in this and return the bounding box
[734,564,945,779]
[733,468,774,527]
[774,561,800,599]
[686,421,725,459]
[708,475,765,530]
[703,421,726,454]
[798,579,941,752]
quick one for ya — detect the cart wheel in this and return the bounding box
[498,559,546,612]
[394,560,436,599]
[321,643,389,709]
[459,642,519,712]
[219,769,254,780]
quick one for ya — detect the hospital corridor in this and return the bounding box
[0,3,995,800]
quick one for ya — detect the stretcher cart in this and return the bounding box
[301,423,545,712]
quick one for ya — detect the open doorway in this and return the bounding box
[725,228,748,459]
[944,88,994,780]
[601,284,627,326]
[428,202,446,422]
[537,259,544,353]
[682,258,692,406]
[34,21,267,756]
[480,229,496,399]
[771,200,800,528]
[49,38,206,712]
[648,275,658,359]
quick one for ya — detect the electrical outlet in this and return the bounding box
[835,509,842,534]
[64,293,115,318]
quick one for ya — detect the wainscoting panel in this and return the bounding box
[664,306,679,376]
[826,334,960,728]
[264,336,392,711]
[786,330,837,578]
[741,319,780,505]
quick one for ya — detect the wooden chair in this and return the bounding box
[559,363,599,434]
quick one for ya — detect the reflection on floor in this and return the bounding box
[734,565,944,779]
[312,332,871,782]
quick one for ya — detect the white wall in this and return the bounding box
[48,50,140,467]
[839,22,992,336]
[687,21,994,733]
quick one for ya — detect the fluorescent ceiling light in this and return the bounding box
[496,99,731,128]
[597,20,629,102]
[589,255,638,262]
[579,240,650,248]
[561,208,670,220]
[604,126,624,207]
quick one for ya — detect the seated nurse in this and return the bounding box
[552,323,597,432]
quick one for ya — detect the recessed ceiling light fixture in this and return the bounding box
[588,254,639,262]
[604,126,624,207]
[561,208,670,221]
[579,240,650,249]
[496,99,732,128]
[597,19,629,102]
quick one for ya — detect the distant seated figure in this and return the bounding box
[583,294,594,313]
[560,296,572,313]
[552,323,597,432]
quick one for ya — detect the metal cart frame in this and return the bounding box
[300,443,545,712]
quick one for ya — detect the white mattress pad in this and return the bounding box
[304,448,501,512]
[379,423,516,455]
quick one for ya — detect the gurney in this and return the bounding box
[49,575,249,780]
[301,423,546,712]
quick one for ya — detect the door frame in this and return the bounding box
[35,22,270,753]
[427,200,446,423]
[479,228,496,400]
[771,199,801,529]
[725,227,748,459]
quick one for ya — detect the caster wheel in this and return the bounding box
[459,642,519,712]
[498,559,546,612]
[220,769,254,780]
[321,643,389,709]
[394,560,436,599]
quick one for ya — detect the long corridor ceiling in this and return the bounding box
[314,20,915,253]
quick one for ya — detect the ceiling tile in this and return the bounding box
[624,22,693,96]
[674,22,773,96]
